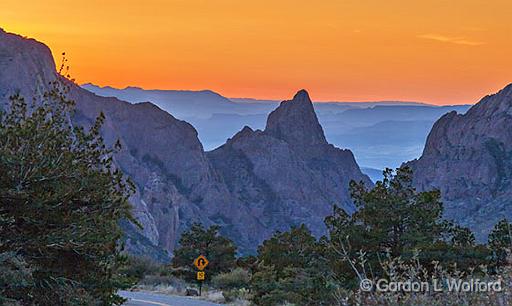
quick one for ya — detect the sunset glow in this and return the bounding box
[1,0,511,104]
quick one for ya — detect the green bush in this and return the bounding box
[212,268,251,290]
[0,252,32,304]
[119,256,161,281]
[250,225,332,305]
[222,288,251,303]
[140,275,186,289]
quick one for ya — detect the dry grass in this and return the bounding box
[333,251,512,306]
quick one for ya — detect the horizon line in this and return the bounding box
[82,82,474,106]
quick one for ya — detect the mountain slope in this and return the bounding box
[0,29,219,260]
[407,84,512,240]
[1,29,371,257]
[208,91,372,242]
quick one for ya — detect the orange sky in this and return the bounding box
[1,0,511,104]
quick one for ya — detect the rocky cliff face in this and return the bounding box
[0,29,214,260]
[407,84,512,240]
[0,29,56,107]
[0,29,371,258]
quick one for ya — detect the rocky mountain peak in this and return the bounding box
[265,89,327,146]
[408,82,512,241]
[292,89,311,103]
[0,30,57,103]
[226,125,256,144]
[465,83,512,116]
[497,83,512,97]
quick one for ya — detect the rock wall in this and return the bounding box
[407,84,512,240]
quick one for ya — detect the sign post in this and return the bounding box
[193,255,209,296]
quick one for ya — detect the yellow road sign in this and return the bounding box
[193,255,209,270]
[197,271,205,281]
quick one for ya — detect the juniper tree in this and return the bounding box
[325,166,489,286]
[0,81,135,305]
[251,225,332,306]
[171,223,236,282]
[489,219,512,268]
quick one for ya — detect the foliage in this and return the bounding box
[331,167,446,256]
[325,166,489,286]
[222,288,251,303]
[118,255,188,296]
[251,225,333,306]
[489,218,512,268]
[118,255,161,282]
[0,81,135,305]
[212,267,251,290]
[171,223,236,282]
[333,250,512,306]
[236,255,258,272]
[450,224,476,247]
[0,252,33,305]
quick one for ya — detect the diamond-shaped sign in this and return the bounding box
[193,255,209,270]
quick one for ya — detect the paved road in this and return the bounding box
[120,290,222,306]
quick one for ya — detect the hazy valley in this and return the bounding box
[83,83,471,173]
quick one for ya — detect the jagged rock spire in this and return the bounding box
[265,89,327,146]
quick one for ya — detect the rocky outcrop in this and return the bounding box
[407,84,512,240]
[0,29,371,258]
[208,90,372,245]
[265,90,327,146]
[0,29,56,107]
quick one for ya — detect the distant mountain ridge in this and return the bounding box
[81,83,276,119]
[231,97,434,107]
[82,83,471,169]
[83,83,438,110]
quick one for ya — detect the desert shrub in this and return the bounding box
[119,256,161,281]
[140,274,186,288]
[222,288,251,303]
[212,268,251,290]
[133,274,188,296]
[332,250,512,306]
